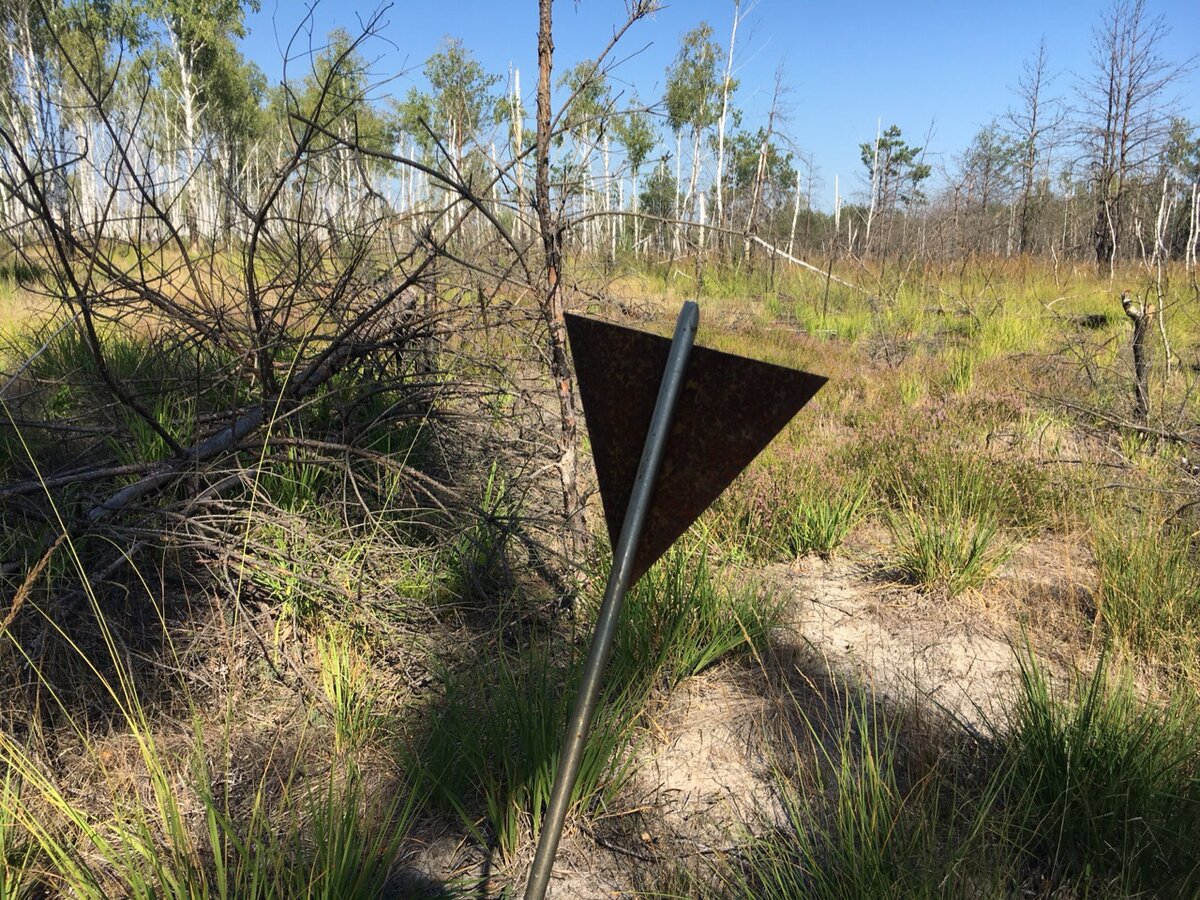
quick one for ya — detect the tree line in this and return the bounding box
[1,0,1197,271]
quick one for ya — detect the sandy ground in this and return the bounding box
[410,535,1097,898]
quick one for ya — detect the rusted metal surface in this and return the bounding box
[565,311,827,582]
[526,302,699,900]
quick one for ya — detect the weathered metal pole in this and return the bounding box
[524,301,699,900]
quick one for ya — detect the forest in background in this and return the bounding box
[1,0,1197,270]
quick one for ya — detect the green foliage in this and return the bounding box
[1004,649,1200,893]
[897,372,924,406]
[943,348,976,394]
[664,22,721,136]
[419,641,640,860]
[0,257,43,290]
[1,732,417,899]
[860,123,932,209]
[863,439,1056,533]
[420,540,777,862]
[254,441,329,514]
[558,60,611,142]
[1092,516,1200,657]
[0,522,418,899]
[400,36,499,161]
[956,120,1016,207]
[784,478,871,559]
[713,646,1200,900]
[317,625,379,755]
[144,0,267,143]
[640,158,678,219]
[447,461,516,603]
[726,128,795,200]
[614,95,655,174]
[294,28,394,155]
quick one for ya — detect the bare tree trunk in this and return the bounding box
[631,164,640,255]
[534,0,584,560]
[834,174,841,247]
[603,131,614,264]
[672,130,682,254]
[169,30,200,242]
[865,119,880,255]
[1187,180,1198,275]
[1151,174,1173,384]
[512,66,524,240]
[1122,289,1152,421]
[742,73,780,258]
[682,127,701,249]
[714,0,741,245]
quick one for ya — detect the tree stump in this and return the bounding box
[1121,289,1152,422]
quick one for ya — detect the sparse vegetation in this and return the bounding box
[0,0,1198,895]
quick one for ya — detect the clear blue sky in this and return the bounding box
[241,0,1199,210]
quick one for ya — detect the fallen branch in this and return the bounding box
[1036,393,1198,447]
[749,235,866,293]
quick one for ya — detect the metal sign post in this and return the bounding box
[524,301,699,900]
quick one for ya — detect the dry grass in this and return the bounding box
[1,254,1198,895]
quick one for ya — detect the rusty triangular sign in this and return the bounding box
[566,313,827,583]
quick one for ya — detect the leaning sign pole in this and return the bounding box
[524,301,699,900]
[525,301,827,900]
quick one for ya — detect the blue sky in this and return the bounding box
[241,1,1199,210]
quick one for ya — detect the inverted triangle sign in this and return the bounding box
[565,313,827,582]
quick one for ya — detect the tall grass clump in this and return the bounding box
[855,430,1061,534]
[727,697,1005,899]
[317,625,379,755]
[1092,516,1200,658]
[0,729,419,899]
[783,478,871,559]
[611,540,781,692]
[418,641,641,860]
[889,497,1012,596]
[1003,650,1200,894]
[419,540,781,860]
[884,454,1015,595]
[943,348,976,394]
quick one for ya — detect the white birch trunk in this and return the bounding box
[673,130,682,254]
[714,0,741,234]
[864,119,880,254]
[787,165,801,256]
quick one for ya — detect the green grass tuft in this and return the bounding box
[418,641,640,860]
[783,479,871,559]
[1092,516,1200,659]
[611,540,781,691]
[889,498,1012,596]
[1004,648,1200,893]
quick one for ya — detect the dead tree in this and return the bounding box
[0,12,505,681]
[1080,0,1191,272]
[1121,289,1152,420]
